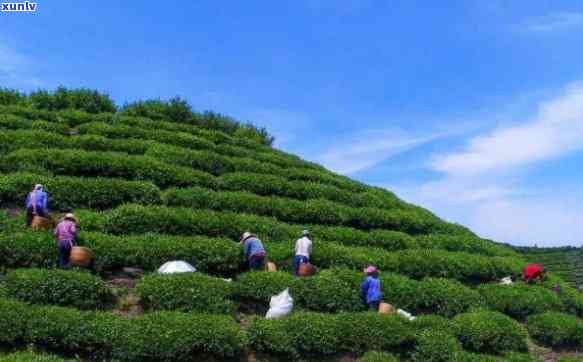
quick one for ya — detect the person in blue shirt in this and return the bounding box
[240,231,267,271]
[25,184,49,226]
[361,265,383,311]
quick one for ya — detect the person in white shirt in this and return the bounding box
[293,230,312,276]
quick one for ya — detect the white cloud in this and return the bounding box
[0,41,42,88]
[378,82,583,247]
[521,12,583,33]
[432,83,583,175]
[316,128,450,175]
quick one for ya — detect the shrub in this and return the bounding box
[527,312,583,347]
[453,311,528,354]
[415,278,484,317]
[0,350,72,361]
[0,231,242,274]
[234,271,295,303]
[0,297,245,360]
[77,121,216,151]
[0,173,162,210]
[248,312,414,356]
[5,268,112,309]
[412,330,463,362]
[359,351,399,362]
[0,148,216,188]
[0,232,58,269]
[28,87,117,113]
[0,88,26,106]
[0,129,153,155]
[478,283,564,319]
[416,234,517,257]
[292,269,365,312]
[412,315,458,334]
[136,272,234,313]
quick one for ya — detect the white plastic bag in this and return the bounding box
[397,308,416,321]
[266,288,293,319]
[499,276,513,285]
[157,260,197,274]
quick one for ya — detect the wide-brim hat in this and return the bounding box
[64,213,77,222]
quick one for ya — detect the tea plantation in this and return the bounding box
[0,88,582,361]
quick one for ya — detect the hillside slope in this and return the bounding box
[0,88,582,362]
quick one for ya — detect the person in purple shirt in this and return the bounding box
[25,184,49,226]
[240,231,267,271]
[361,265,383,311]
[54,213,78,268]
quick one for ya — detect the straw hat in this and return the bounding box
[64,213,77,222]
[34,184,43,191]
[302,229,310,236]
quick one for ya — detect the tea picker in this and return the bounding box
[293,229,313,276]
[361,265,383,311]
[25,184,51,228]
[523,263,545,285]
[240,232,267,271]
[54,213,79,268]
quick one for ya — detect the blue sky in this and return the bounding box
[2,0,583,246]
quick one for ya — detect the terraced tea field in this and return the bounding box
[518,247,583,290]
[0,88,582,361]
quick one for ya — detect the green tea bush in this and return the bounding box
[416,234,518,257]
[0,231,242,274]
[478,283,564,319]
[5,268,112,309]
[248,312,414,356]
[454,311,528,354]
[412,330,463,362]
[77,121,216,151]
[0,129,153,155]
[148,143,366,191]
[292,269,365,312]
[0,148,216,188]
[412,315,458,334]
[358,351,399,362]
[234,271,295,303]
[415,278,484,317]
[0,232,57,269]
[0,350,72,362]
[0,297,245,360]
[114,311,246,360]
[0,173,161,210]
[527,312,583,347]
[136,272,234,313]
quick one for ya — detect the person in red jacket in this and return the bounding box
[523,264,545,284]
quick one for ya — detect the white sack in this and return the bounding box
[397,308,416,321]
[499,276,513,285]
[266,288,293,319]
[158,260,197,274]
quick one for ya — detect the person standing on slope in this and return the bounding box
[54,213,78,268]
[361,265,383,311]
[240,232,267,271]
[293,230,312,276]
[25,184,49,226]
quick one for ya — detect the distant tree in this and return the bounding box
[0,88,27,106]
[29,86,117,113]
